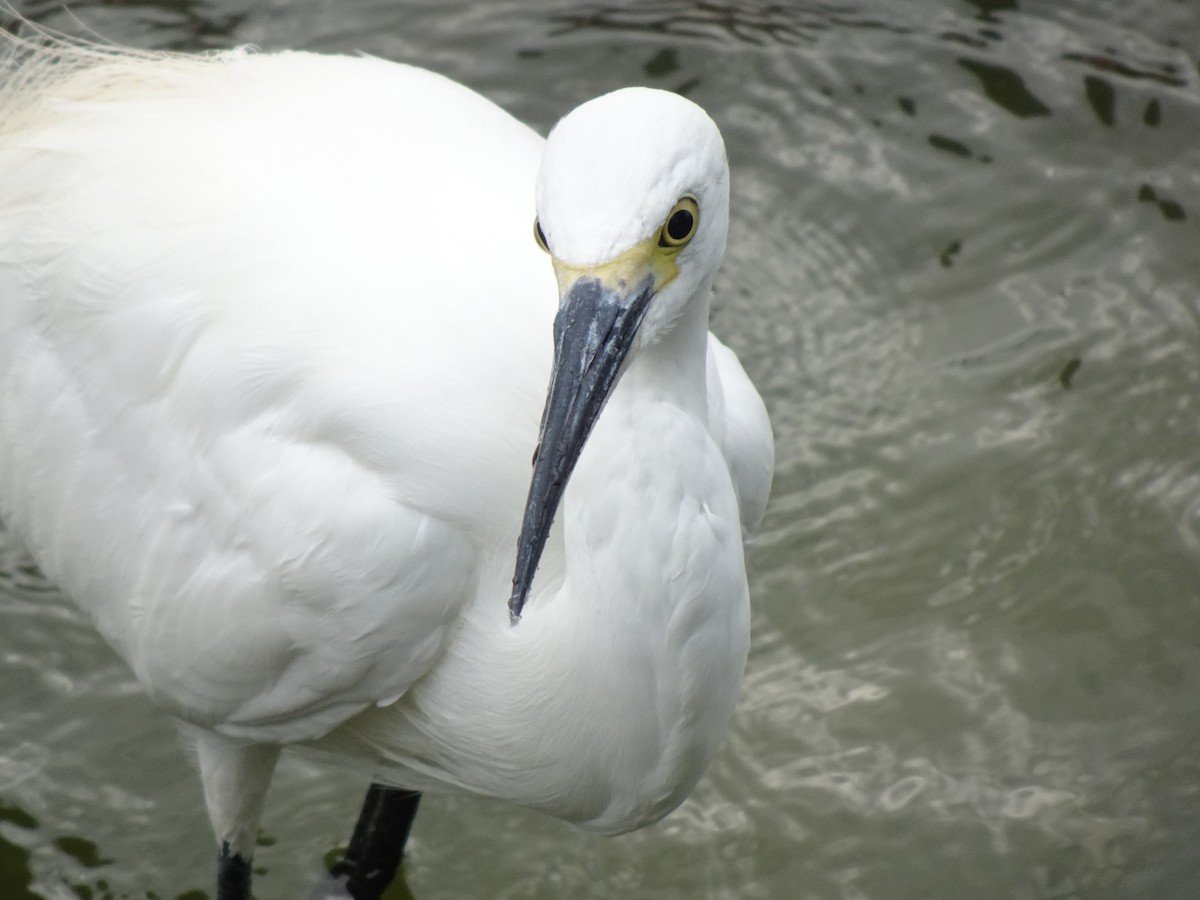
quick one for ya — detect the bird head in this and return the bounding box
[534,86,729,351]
[509,87,730,623]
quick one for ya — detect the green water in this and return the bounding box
[3,1,1200,897]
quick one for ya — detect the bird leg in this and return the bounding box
[217,842,252,900]
[194,732,280,900]
[312,783,422,900]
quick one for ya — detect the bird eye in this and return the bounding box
[533,218,550,253]
[658,195,699,249]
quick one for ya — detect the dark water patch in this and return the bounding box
[643,46,679,76]
[1143,98,1161,126]
[55,836,112,869]
[0,831,37,900]
[962,0,1019,21]
[897,96,916,115]
[1137,184,1187,222]
[957,58,1052,118]
[1160,200,1186,221]
[1059,357,1082,389]
[1084,75,1116,125]
[928,133,974,159]
[672,75,701,96]
[0,802,38,831]
[1062,51,1187,88]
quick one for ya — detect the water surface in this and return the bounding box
[3,1,1200,897]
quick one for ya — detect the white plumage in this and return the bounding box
[0,35,772,891]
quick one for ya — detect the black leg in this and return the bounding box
[217,841,252,900]
[313,783,421,900]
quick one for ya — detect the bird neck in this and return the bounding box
[562,278,718,602]
[616,281,713,420]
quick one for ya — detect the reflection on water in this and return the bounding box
[3,0,1200,898]
[546,2,917,45]
[16,0,247,48]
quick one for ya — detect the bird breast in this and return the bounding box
[310,369,751,834]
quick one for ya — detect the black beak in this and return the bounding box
[508,274,654,623]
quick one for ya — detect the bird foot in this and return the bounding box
[309,865,415,900]
[309,870,356,900]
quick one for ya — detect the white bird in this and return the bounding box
[0,34,773,900]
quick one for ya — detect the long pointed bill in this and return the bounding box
[508,272,654,623]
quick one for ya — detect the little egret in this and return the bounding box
[0,34,773,900]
